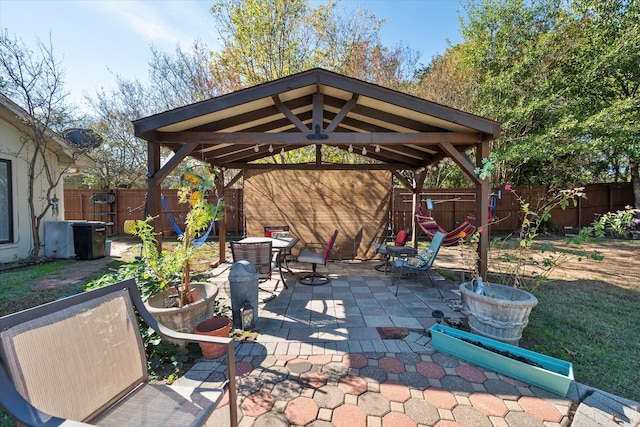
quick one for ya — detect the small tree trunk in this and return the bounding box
[180,227,191,306]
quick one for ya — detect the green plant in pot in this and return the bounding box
[126,168,225,334]
[459,185,597,345]
[459,157,603,345]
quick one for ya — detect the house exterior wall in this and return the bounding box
[0,115,66,263]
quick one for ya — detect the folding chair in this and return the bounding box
[372,228,410,272]
[393,231,446,297]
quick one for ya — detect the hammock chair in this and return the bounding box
[415,205,476,246]
[161,195,222,249]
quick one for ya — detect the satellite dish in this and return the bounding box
[63,128,103,149]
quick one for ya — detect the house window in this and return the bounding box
[0,160,13,244]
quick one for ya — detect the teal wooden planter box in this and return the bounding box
[430,324,574,397]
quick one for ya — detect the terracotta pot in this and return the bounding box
[194,317,232,359]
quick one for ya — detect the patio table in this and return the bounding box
[384,245,418,275]
[238,236,299,287]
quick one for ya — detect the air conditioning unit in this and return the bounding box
[45,221,78,259]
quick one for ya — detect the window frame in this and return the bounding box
[0,159,14,244]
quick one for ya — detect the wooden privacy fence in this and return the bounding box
[64,189,243,237]
[391,182,635,236]
[64,183,633,238]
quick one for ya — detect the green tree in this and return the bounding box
[210,0,318,86]
[209,0,419,87]
[457,0,580,186]
[415,46,475,112]
[426,0,640,209]
[555,0,640,207]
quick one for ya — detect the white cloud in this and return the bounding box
[87,0,211,49]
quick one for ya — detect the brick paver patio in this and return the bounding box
[186,261,575,426]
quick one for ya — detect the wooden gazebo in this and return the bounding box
[132,69,500,276]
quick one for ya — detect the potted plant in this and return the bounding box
[430,182,600,394]
[126,168,225,334]
[458,158,601,345]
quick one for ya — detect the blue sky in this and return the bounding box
[0,0,463,108]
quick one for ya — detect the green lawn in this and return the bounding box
[521,279,640,401]
[0,260,86,316]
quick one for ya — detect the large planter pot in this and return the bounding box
[430,324,574,397]
[460,281,538,346]
[145,282,219,338]
[194,317,233,359]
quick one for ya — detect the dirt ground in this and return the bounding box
[434,237,640,291]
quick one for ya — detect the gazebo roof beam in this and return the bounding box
[152,131,482,145]
[223,162,413,170]
[325,94,358,133]
[272,95,310,133]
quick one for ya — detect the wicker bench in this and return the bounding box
[0,279,237,427]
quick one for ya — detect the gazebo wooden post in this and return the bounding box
[410,168,428,248]
[476,142,490,279]
[217,169,227,265]
[147,140,163,251]
[411,191,419,248]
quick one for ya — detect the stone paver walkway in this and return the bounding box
[197,345,572,427]
[175,261,579,426]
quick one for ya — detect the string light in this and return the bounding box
[348,144,353,153]
[280,147,285,156]
[362,146,367,155]
[375,145,381,153]
[268,144,274,153]
[254,144,259,152]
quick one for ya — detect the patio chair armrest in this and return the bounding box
[0,364,96,427]
[154,324,235,346]
[134,299,235,348]
[131,295,238,424]
[130,283,237,366]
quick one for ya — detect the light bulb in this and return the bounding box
[375,145,380,153]
[268,144,273,153]
[280,147,285,156]
[348,144,353,153]
[254,144,259,152]
[362,146,367,155]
